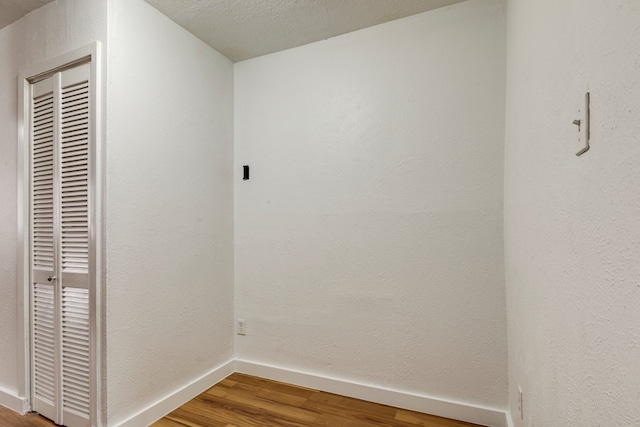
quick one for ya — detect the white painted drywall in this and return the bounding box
[235,0,507,409]
[0,19,24,397]
[0,0,107,401]
[105,0,235,424]
[20,0,107,70]
[504,0,640,425]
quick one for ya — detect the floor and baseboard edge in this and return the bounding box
[506,410,516,427]
[115,359,235,427]
[113,358,508,427]
[0,387,28,415]
[235,359,508,427]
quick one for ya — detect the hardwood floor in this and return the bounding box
[153,373,480,427]
[0,374,480,426]
[0,407,55,427]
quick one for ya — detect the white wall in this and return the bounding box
[504,0,640,425]
[0,0,234,421]
[235,0,507,410]
[0,19,24,398]
[0,0,107,404]
[106,0,235,424]
[20,0,108,71]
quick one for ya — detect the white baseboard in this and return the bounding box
[235,359,508,427]
[0,386,28,415]
[115,359,235,427]
[112,358,509,427]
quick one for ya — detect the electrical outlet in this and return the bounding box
[237,318,247,335]
[518,385,524,420]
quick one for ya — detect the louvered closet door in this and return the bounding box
[31,75,58,424]
[31,62,92,427]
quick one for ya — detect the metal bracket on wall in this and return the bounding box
[574,92,590,156]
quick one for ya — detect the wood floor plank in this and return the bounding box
[217,378,239,389]
[168,401,268,427]
[303,399,426,427]
[395,409,479,427]
[312,411,416,427]
[172,391,316,427]
[155,374,481,427]
[153,417,193,427]
[0,408,56,427]
[196,387,320,424]
[222,378,238,386]
[204,385,231,398]
[305,391,398,419]
[170,397,309,427]
[226,381,309,407]
[228,373,316,399]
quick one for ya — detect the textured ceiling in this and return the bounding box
[144,0,466,62]
[0,0,54,29]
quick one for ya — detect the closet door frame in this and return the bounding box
[17,42,104,427]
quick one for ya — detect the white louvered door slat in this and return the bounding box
[30,62,92,427]
[33,283,56,418]
[60,65,91,427]
[31,76,58,423]
[62,287,90,422]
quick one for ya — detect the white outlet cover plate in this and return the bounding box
[237,319,246,335]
